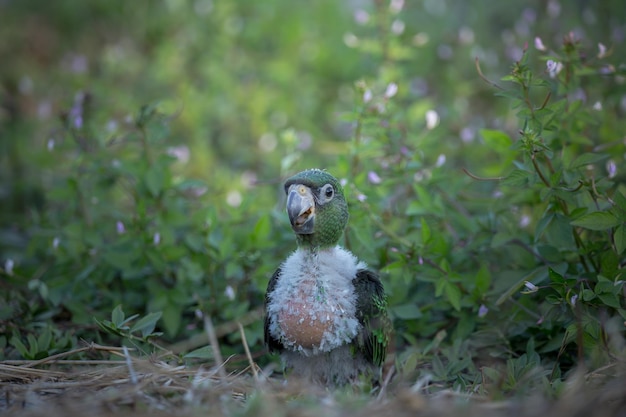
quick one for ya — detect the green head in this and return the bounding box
[284,169,348,249]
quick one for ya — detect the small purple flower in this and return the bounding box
[116,221,126,235]
[69,91,85,129]
[153,232,161,246]
[534,36,547,51]
[546,60,563,78]
[354,9,369,25]
[363,89,373,103]
[52,237,60,249]
[519,214,531,228]
[606,160,617,179]
[478,304,489,318]
[389,0,404,14]
[356,193,367,202]
[367,171,382,184]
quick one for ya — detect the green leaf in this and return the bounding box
[480,129,512,151]
[162,303,182,337]
[597,293,622,309]
[571,211,620,231]
[501,169,531,187]
[615,224,626,255]
[613,191,626,213]
[534,213,554,242]
[421,217,431,243]
[130,311,163,338]
[253,214,271,244]
[10,336,30,358]
[391,303,423,319]
[475,263,492,294]
[111,305,125,327]
[444,281,462,311]
[184,233,204,253]
[145,165,164,197]
[37,327,52,352]
[184,346,214,360]
[548,267,565,284]
[568,153,609,169]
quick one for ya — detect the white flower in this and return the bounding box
[153,232,161,246]
[384,82,398,99]
[224,285,236,301]
[226,190,242,207]
[597,42,607,58]
[523,281,538,292]
[435,154,446,168]
[52,237,60,249]
[570,294,578,307]
[343,32,359,48]
[425,110,439,129]
[391,20,405,35]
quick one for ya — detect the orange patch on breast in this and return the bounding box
[277,282,338,349]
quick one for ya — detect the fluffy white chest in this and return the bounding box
[267,246,366,355]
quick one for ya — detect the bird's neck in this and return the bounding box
[296,234,337,250]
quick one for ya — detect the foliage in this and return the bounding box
[1,0,625,398]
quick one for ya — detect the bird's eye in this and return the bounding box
[321,184,334,201]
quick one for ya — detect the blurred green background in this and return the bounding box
[1,0,625,390]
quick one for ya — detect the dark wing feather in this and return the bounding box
[353,269,389,366]
[264,267,284,353]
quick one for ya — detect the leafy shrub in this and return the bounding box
[1,0,624,396]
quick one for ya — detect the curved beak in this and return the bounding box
[286,184,315,234]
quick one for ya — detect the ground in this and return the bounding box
[2,353,625,417]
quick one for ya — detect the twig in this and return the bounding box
[21,342,133,368]
[238,322,259,382]
[169,307,264,353]
[462,168,505,181]
[2,360,126,366]
[123,345,138,385]
[204,314,226,377]
[376,364,395,402]
[475,57,504,90]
